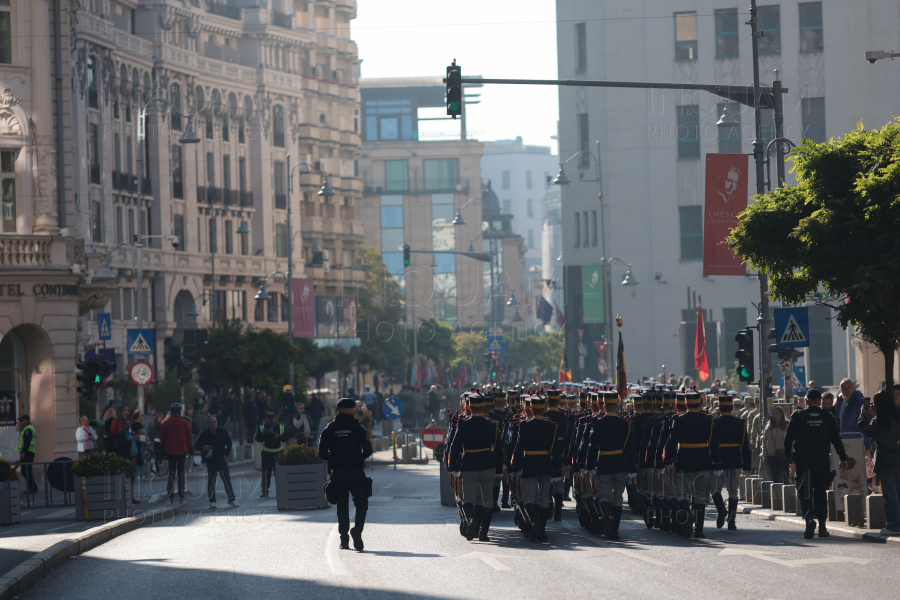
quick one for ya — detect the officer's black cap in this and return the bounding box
[805,389,822,401]
[266,410,277,417]
[336,398,356,409]
[18,414,29,422]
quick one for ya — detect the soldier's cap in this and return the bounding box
[603,391,619,407]
[336,398,356,410]
[546,388,561,400]
[468,391,486,408]
[528,395,547,409]
[494,393,506,405]
[664,390,677,402]
[685,391,702,406]
[506,390,517,400]
[632,394,644,405]
[718,394,734,407]
[805,389,822,401]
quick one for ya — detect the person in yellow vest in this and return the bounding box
[17,415,38,494]
[255,411,285,498]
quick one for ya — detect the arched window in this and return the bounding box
[169,83,182,130]
[87,56,99,108]
[272,104,284,147]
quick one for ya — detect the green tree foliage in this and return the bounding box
[411,317,456,365]
[728,120,900,391]
[354,248,407,379]
[506,331,564,380]
[452,332,488,373]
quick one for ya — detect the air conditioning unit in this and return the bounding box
[334,70,342,82]
[323,260,330,274]
[311,66,321,77]
[322,249,330,261]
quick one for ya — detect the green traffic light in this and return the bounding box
[449,101,460,112]
[739,367,750,379]
[94,374,101,383]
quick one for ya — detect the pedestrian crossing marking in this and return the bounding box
[129,333,152,353]
[780,314,807,344]
[100,320,110,338]
[489,340,502,351]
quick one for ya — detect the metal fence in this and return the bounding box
[15,460,76,509]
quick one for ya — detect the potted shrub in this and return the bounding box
[71,453,135,521]
[0,458,21,526]
[274,445,328,510]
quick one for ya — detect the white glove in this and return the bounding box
[656,468,665,477]
[551,477,563,483]
[589,469,597,475]
[515,470,523,477]
[713,469,724,477]
[495,474,503,480]
[627,473,637,482]
[665,464,674,472]
[451,471,460,477]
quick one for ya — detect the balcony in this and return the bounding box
[197,186,222,204]
[207,1,241,20]
[90,165,101,185]
[173,180,184,199]
[112,170,135,192]
[340,205,355,220]
[271,11,293,29]
[142,177,152,195]
[240,190,254,207]
[362,178,469,196]
[223,189,239,206]
[0,236,54,267]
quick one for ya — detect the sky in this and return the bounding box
[352,0,559,153]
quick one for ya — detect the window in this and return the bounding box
[423,158,458,190]
[385,160,408,191]
[381,204,403,229]
[583,211,589,244]
[169,84,182,130]
[591,210,597,246]
[676,105,700,159]
[174,213,185,252]
[91,201,102,243]
[363,99,414,141]
[207,219,216,253]
[114,134,121,173]
[128,208,135,242]
[206,152,215,186]
[274,161,286,209]
[87,56,99,108]
[379,195,404,272]
[171,145,183,198]
[240,223,248,255]
[432,193,457,322]
[116,206,123,243]
[503,200,511,214]
[239,157,246,191]
[758,5,781,55]
[574,212,581,247]
[1,150,15,232]
[801,97,826,144]
[527,230,534,248]
[576,22,587,71]
[579,113,590,167]
[799,2,823,52]
[678,205,703,260]
[223,155,231,190]
[675,12,698,60]
[89,124,101,183]
[527,199,533,218]
[502,171,510,190]
[272,104,285,147]
[715,9,739,58]
[717,102,742,153]
[526,170,533,189]
[225,220,233,255]
[0,0,11,64]
[275,223,287,258]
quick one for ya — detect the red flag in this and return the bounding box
[559,345,572,383]
[615,329,627,400]
[695,306,710,382]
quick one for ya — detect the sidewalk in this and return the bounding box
[739,503,900,544]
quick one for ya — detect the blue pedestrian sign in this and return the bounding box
[779,365,807,392]
[383,396,404,420]
[126,328,154,355]
[97,313,112,341]
[774,307,810,349]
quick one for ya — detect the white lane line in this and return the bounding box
[325,524,351,576]
[558,520,673,567]
[45,522,81,533]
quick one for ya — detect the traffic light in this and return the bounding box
[76,360,101,397]
[734,327,755,383]
[403,244,410,267]
[177,359,193,385]
[445,61,462,119]
[99,358,117,382]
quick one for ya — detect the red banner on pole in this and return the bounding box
[703,153,749,275]
[292,278,315,338]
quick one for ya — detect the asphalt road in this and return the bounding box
[19,462,900,600]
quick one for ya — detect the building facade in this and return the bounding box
[554,0,900,386]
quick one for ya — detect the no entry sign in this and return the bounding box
[421,425,445,449]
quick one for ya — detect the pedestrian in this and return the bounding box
[361,384,377,422]
[427,385,440,423]
[293,403,312,446]
[822,392,835,416]
[354,400,373,436]
[196,416,239,509]
[102,408,117,454]
[784,389,848,539]
[835,378,865,435]
[763,406,790,484]
[75,415,99,458]
[318,397,373,551]
[255,411,285,498]
[196,402,210,432]
[113,418,141,504]
[132,411,147,477]
[16,414,38,494]
[109,405,133,438]
[159,402,192,504]
[308,393,325,441]
[858,390,900,535]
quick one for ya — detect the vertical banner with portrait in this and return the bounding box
[315,296,337,339]
[292,278,315,338]
[581,264,605,324]
[703,153,749,276]
[830,433,868,511]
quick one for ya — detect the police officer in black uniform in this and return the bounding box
[318,398,374,551]
[784,389,848,539]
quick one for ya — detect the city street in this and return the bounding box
[17,461,900,600]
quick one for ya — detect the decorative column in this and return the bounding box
[30,0,59,234]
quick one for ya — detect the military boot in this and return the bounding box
[712,492,727,529]
[479,506,494,542]
[692,503,707,539]
[492,485,502,514]
[461,503,476,539]
[553,493,564,522]
[525,504,542,543]
[677,499,696,538]
[727,498,739,531]
[467,505,483,541]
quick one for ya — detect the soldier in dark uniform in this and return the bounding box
[445,391,471,535]
[784,389,848,539]
[627,393,650,517]
[543,387,569,521]
[648,389,675,531]
[488,391,508,513]
[448,391,501,541]
[712,394,751,530]
[638,389,661,527]
[504,390,528,519]
[511,394,562,543]
[318,398,374,551]
[572,390,600,529]
[663,390,722,539]
[584,391,636,540]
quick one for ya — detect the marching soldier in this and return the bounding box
[543,387,569,521]
[576,391,606,533]
[627,393,650,516]
[648,390,677,531]
[712,394,751,530]
[445,391,470,536]
[448,390,502,541]
[585,391,636,540]
[663,390,722,539]
[488,391,508,513]
[511,393,562,543]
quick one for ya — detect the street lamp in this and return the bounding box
[865,50,900,64]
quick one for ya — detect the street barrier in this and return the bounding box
[15,459,76,510]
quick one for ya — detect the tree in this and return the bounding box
[728,120,900,392]
[453,332,488,373]
[506,331,564,380]
[356,248,407,380]
[411,317,456,366]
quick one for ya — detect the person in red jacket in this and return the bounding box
[160,403,193,504]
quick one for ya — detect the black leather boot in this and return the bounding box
[676,499,694,537]
[462,503,476,539]
[712,492,727,529]
[692,503,707,539]
[525,504,541,543]
[479,506,494,541]
[727,498,738,530]
[492,485,501,513]
[467,505,483,541]
[553,493,564,521]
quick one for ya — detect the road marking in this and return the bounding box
[458,552,511,571]
[559,520,673,567]
[718,549,872,568]
[325,524,350,576]
[45,522,81,532]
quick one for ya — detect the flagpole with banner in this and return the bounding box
[559,343,572,383]
[615,315,627,401]
[695,306,710,382]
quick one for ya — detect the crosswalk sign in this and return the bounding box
[97,313,112,341]
[126,328,154,355]
[774,307,810,349]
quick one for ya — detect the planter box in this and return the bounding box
[439,462,455,506]
[274,463,328,510]
[74,474,133,521]
[0,480,21,525]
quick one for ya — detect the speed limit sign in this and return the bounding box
[129,361,153,386]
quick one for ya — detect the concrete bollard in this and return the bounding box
[827,490,837,521]
[845,494,866,528]
[761,481,773,508]
[771,483,784,511]
[750,479,763,505]
[867,494,886,530]
[744,477,757,503]
[782,485,797,514]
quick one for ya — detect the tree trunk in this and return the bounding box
[884,345,896,398]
